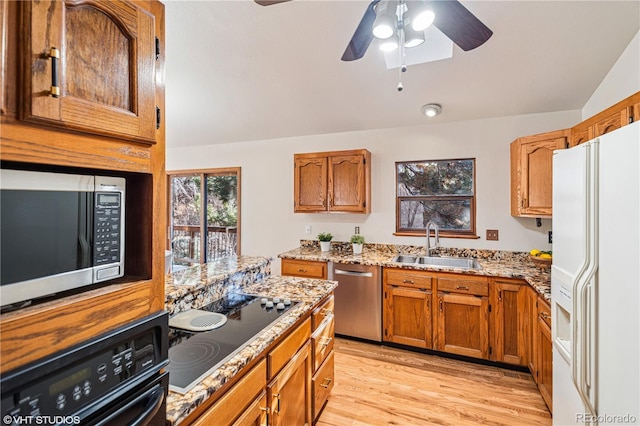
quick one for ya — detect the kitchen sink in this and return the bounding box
[392,254,481,270]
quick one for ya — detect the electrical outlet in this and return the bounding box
[355,226,360,235]
[305,225,312,235]
[486,229,499,241]
[548,231,552,244]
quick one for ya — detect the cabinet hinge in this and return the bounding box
[489,346,492,355]
[384,328,387,336]
[384,291,387,299]
[488,304,492,313]
[156,106,161,129]
[155,37,160,60]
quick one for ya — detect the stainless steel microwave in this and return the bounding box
[0,169,125,308]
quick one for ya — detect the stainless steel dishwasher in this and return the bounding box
[330,262,382,342]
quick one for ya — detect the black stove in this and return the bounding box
[166,293,297,394]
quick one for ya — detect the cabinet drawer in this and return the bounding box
[193,359,267,426]
[539,298,551,328]
[437,275,488,296]
[385,268,433,290]
[281,259,327,279]
[232,390,267,426]
[268,317,311,379]
[312,350,335,420]
[312,295,334,330]
[312,314,334,371]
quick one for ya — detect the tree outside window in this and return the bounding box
[396,159,476,237]
[168,168,240,266]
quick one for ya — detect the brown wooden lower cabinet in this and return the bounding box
[192,359,267,426]
[383,284,432,348]
[312,350,335,420]
[536,297,553,412]
[233,391,268,426]
[490,278,529,366]
[268,342,312,426]
[281,258,328,279]
[434,292,489,359]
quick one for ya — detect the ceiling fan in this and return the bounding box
[255,0,493,61]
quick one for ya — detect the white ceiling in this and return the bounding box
[164,0,640,148]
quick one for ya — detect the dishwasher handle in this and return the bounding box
[334,269,374,278]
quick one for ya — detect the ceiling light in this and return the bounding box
[379,33,399,52]
[372,1,397,39]
[410,3,435,31]
[403,25,425,48]
[421,103,442,117]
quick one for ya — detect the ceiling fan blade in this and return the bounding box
[255,0,292,6]
[341,0,380,62]
[429,0,493,51]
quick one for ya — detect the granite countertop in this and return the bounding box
[279,241,551,301]
[166,274,337,425]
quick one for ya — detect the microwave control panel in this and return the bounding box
[93,192,122,266]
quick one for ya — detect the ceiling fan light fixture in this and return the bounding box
[403,26,425,48]
[372,0,397,39]
[411,4,435,32]
[379,33,399,52]
[421,103,442,118]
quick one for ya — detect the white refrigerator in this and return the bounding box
[551,121,640,425]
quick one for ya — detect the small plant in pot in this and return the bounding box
[317,232,333,252]
[350,234,365,254]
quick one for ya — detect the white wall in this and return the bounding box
[582,30,640,119]
[167,109,580,263]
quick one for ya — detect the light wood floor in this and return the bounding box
[316,338,552,426]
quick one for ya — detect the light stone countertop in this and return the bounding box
[165,273,337,425]
[279,241,551,301]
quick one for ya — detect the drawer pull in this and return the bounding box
[456,285,469,290]
[272,393,281,414]
[402,279,414,284]
[322,308,332,317]
[320,377,332,388]
[297,269,307,273]
[320,336,333,347]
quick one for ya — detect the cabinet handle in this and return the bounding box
[320,377,332,388]
[498,290,502,301]
[297,269,307,273]
[540,312,551,320]
[456,285,469,290]
[402,279,414,284]
[48,47,60,98]
[322,308,332,317]
[321,336,333,347]
[272,393,281,414]
[439,299,443,312]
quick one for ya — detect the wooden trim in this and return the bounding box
[573,91,640,130]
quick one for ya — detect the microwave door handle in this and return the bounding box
[78,192,92,268]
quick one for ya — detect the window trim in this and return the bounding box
[394,158,478,239]
[166,167,241,263]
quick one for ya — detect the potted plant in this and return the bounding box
[350,234,365,254]
[317,232,333,252]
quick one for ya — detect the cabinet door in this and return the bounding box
[328,154,367,213]
[294,157,328,212]
[383,284,432,349]
[312,350,334,421]
[510,130,568,217]
[490,280,527,365]
[268,342,312,426]
[435,293,489,359]
[233,391,268,426]
[537,315,553,412]
[570,125,593,147]
[19,0,157,144]
[593,108,627,137]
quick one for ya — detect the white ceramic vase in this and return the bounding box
[320,241,331,252]
[352,243,363,255]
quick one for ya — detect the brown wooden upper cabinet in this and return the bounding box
[510,129,569,218]
[294,149,371,213]
[18,0,158,144]
[570,92,640,146]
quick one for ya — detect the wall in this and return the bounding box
[582,29,640,119]
[167,109,580,267]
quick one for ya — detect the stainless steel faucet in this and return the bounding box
[426,222,439,256]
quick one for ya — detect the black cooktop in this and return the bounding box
[166,293,297,394]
